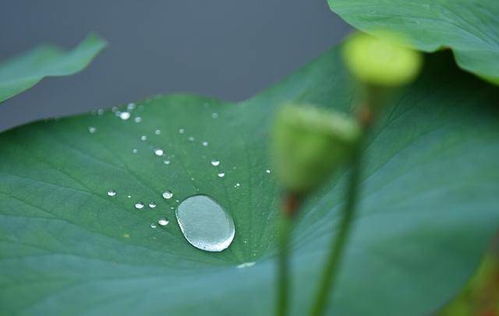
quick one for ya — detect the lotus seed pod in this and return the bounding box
[342,31,422,87]
[272,104,361,194]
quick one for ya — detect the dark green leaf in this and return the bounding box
[328,0,499,83]
[0,47,498,315]
[0,34,107,103]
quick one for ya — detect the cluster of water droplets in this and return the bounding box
[91,100,275,256]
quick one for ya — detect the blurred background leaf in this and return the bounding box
[328,0,499,83]
[0,34,106,103]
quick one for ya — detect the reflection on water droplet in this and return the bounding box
[217,172,225,178]
[149,202,157,208]
[107,190,117,197]
[132,148,138,154]
[135,202,145,209]
[119,112,131,120]
[154,149,164,156]
[140,135,147,141]
[176,195,235,252]
[158,218,169,226]
[155,129,161,135]
[211,112,219,119]
[202,141,208,147]
[211,160,220,167]
[88,126,97,134]
[237,262,256,269]
[163,160,171,165]
[266,169,271,174]
[179,128,185,134]
[234,183,240,188]
[162,190,173,200]
[134,117,142,123]
[188,136,195,142]
[127,195,132,198]
[150,223,157,228]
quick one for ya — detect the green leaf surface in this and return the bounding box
[328,0,499,83]
[0,47,498,315]
[0,34,106,103]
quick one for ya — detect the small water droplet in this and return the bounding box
[112,106,119,112]
[211,160,220,167]
[140,135,147,141]
[132,148,138,154]
[150,223,157,228]
[149,202,157,208]
[176,195,235,252]
[154,148,164,156]
[97,109,104,115]
[127,195,132,198]
[88,126,97,134]
[155,129,161,135]
[158,218,169,226]
[163,160,171,165]
[266,169,271,174]
[178,128,185,134]
[134,202,145,209]
[211,112,219,119]
[188,136,195,142]
[127,103,136,110]
[202,141,208,147]
[134,116,142,123]
[119,112,131,120]
[237,262,256,269]
[217,172,225,178]
[107,190,117,197]
[234,183,240,188]
[162,190,173,200]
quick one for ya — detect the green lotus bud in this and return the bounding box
[342,31,422,87]
[272,104,361,194]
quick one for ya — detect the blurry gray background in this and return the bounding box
[0,0,351,131]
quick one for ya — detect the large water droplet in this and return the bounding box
[176,195,235,252]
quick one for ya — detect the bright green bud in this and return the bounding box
[272,104,361,194]
[342,31,422,87]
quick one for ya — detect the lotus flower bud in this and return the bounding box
[342,31,422,87]
[272,104,361,194]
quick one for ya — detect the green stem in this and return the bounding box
[310,140,364,316]
[277,193,300,316]
[277,214,292,316]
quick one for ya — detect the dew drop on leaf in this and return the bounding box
[237,262,255,269]
[158,218,169,226]
[211,160,220,167]
[107,190,117,197]
[140,135,147,141]
[119,112,131,120]
[217,172,225,178]
[202,141,208,147]
[149,202,157,208]
[150,223,157,229]
[176,195,235,252]
[154,149,164,156]
[134,202,145,210]
[162,191,173,200]
[134,117,142,123]
[88,126,97,134]
[155,129,161,135]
